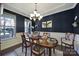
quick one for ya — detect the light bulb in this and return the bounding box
[30,14,34,17]
[38,16,43,21]
[75,16,77,20]
[36,13,40,17]
[40,16,43,19]
[38,18,40,21]
[33,18,36,21]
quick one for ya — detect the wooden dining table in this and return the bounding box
[26,36,58,56]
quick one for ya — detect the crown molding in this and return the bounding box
[42,3,77,17]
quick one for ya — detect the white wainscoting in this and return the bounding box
[74,35,79,54]
[40,32,65,45]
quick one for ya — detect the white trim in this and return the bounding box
[0,3,4,15]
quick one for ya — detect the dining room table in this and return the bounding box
[26,35,58,56]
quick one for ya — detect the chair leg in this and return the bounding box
[46,48,49,55]
[61,42,62,50]
[53,48,55,54]
[31,51,32,56]
[70,46,72,52]
[44,50,45,56]
[31,47,32,56]
[22,44,24,52]
[25,47,27,56]
[0,52,2,56]
[73,46,74,50]
[65,44,66,51]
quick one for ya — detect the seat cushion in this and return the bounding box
[32,45,45,55]
[62,39,72,45]
[65,33,75,41]
[32,49,44,55]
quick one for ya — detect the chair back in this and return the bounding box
[21,33,27,46]
[42,32,49,39]
[65,33,75,44]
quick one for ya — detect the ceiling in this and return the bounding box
[3,3,77,18]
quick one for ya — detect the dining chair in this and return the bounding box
[61,32,75,52]
[30,37,45,56]
[42,32,49,55]
[21,33,31,56]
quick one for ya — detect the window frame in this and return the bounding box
[0,12,16,41]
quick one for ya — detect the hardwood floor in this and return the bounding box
[1,44,78,56]
[56,45,78,56]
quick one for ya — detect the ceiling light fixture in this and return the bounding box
[30,3,43,21]
[72,16,78,27]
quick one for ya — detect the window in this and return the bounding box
[25,19,32,34]
[0,12,16,40]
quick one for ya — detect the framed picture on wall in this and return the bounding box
[42,22,46,28]
[47,20,52,28]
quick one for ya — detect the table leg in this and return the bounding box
[49,48,52,56]
[53,48,55,54]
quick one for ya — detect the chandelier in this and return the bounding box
[30,3,43,21]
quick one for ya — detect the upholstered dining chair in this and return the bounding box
[61,32,75,51]
[21,33,31,56]
[42,32,49,55]
[31,37,45,56]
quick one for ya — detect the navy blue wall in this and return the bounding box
[35,9,75,33]
[4,9,29,32]
[16,15,25,32]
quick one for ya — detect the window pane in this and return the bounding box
[0,27,4,39]
[25,19,32,34]
[0,16,4,26]
[5,18,15,26]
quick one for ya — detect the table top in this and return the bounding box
[26,36,58,48]
[39,39,58,48]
